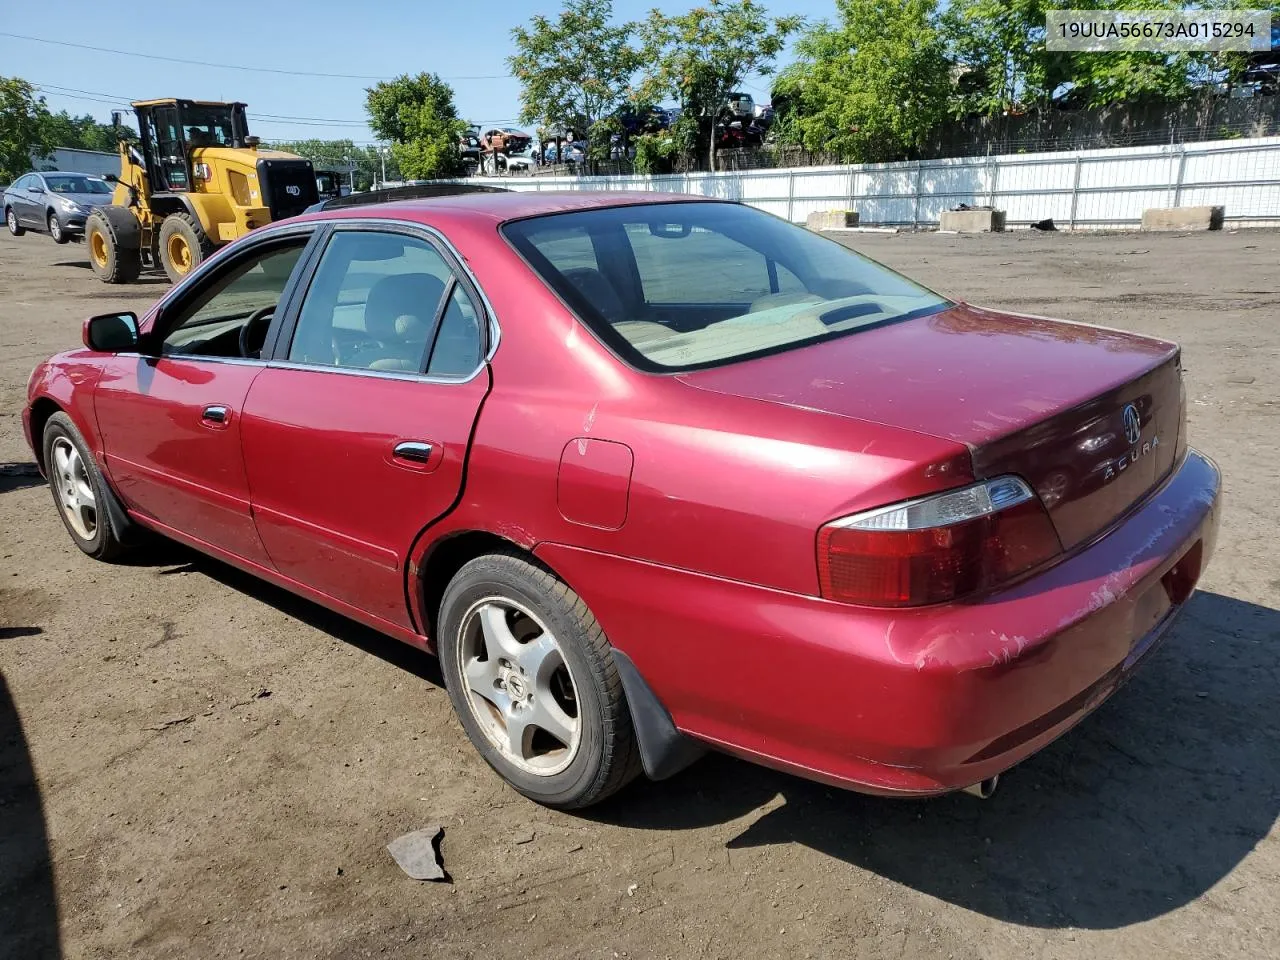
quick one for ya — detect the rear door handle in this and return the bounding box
[202,404,229,424]
[392,441,434,463]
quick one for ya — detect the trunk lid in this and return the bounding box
[676,304,1184,549]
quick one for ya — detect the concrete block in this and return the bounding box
[938,209,1006,232]
[806,209,859,230]
[1141,205,1225,231]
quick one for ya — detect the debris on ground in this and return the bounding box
[145,714,196,731]
[387,825,446,881]
[1030,218,1057,231]
[514,830,535,845]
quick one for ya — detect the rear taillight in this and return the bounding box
[817,477,1062,607]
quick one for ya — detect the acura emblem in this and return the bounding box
[1122,404,1142,446]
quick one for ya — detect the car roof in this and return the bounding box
[310,190,715,226]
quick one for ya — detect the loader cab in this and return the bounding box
[134,99,250,194]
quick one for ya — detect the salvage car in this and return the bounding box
[4,171,114,243]
[25,192,1220,809]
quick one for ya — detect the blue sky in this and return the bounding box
[1,0,835,147]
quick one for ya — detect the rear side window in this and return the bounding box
[504,201,948,372]
[287,230,483,376]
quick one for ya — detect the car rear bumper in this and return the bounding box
[536,448,1221,795]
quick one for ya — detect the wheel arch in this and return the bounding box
[415,529,540,643]
[28,397,64,474]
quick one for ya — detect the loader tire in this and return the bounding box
[159,213,216,284]
[85,208,143,284]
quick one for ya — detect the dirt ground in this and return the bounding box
[2,225,1278,960]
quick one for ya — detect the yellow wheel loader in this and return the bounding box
[85,99,319,284]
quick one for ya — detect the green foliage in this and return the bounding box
[777,0,952,162]
[635,0,802,167]
[365,73,467,179]
[632,113,697,173]
[509,0,639,143]
[942,0,1069,115]
[1,77,50,183]
[40,109,135,153]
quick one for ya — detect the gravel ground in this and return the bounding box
[2,225,1278,960]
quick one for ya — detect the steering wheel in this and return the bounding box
[238,304,276,359]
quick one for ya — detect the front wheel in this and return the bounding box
[6,207,24,236]
[85,209,142,283]
[48,211,69,244]
[437,552,641,809]
[42,412,130,562]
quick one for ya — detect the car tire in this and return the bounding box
[42,412,129,562]
[5,207,24,236]
[85,209,142,284]
[437,551,642,809]
[48,211,69,244]
[158,213,215,284]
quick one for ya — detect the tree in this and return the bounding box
[942,0,1068,115]
[38,109,136,154]
[635,0,802,169]
[509,0,639,157]
[1,77,51,183]
[776,0,952,162]
[365,73,467,179]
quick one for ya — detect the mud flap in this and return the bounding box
[611,649,705,780]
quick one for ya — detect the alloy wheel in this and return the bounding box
[455,597,582,776]
[51,437,97,541]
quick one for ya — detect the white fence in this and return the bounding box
[465,135,1280,230]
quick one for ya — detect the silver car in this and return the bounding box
[3,172,115,244]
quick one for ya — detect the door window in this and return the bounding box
[160,240,308,358]
[427,285,483,376]
[287,230,483,375]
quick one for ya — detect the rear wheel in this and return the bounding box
[159,213,215,283]
[48,211,69,244]
[42,412,129,562]
[85,209,142,284]
[6,207,24,236]
[438,552,641,809]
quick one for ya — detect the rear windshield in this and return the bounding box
[45,175,112,194]
[503,201,949,372]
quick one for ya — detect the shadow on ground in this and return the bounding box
[0,673,61,960]
[0,463,45,495]
[591,590,1280,931]
[52,260,168,284]
[135,541,444,688]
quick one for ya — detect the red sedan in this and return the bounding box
[24,192,1220,809]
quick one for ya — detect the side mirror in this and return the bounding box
[83,312,139,352]
[102,173,119,183]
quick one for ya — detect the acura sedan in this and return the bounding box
[4,171,114,243]
[24,192,1220,809]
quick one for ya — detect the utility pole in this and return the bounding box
[379,145,387,188]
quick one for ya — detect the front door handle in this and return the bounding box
[202,404,229,424]
[392,441,434,464]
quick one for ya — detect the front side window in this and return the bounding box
[288,230,481,375]
[161,241,307,357]
[504,201,949,372]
